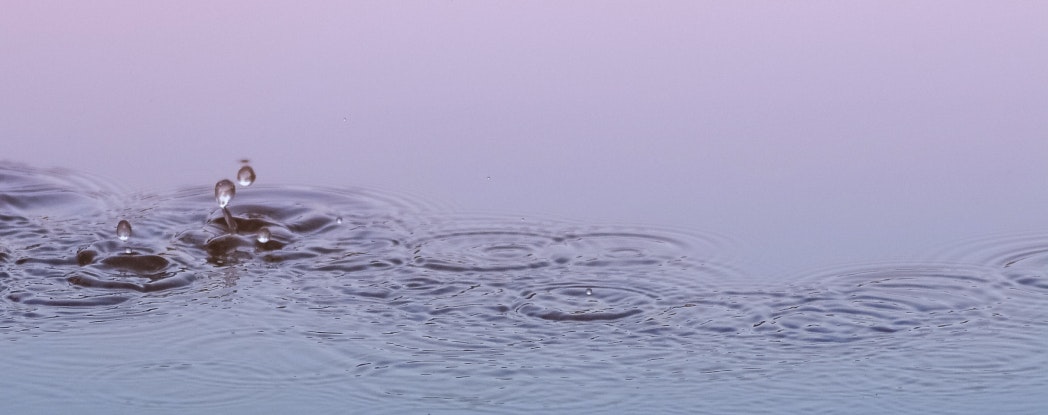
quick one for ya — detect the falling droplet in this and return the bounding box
[116,220,132,241]
[335,216,343,225]
[585,288,593,296]
[215,179,236,208]
[237,165,256,186]
[257,227,271,243]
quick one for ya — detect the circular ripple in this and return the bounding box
[931,231,1048,269]
[409,214,734,273]
[0,163,126,217]
[412,228,556,272]
[1,164,432,321]
[515,283,654,322]
[148,185,419,271]
[929,232,1048,295]
[767,263,1013,343]
[6,161,1047,413]
[557,228,712,268]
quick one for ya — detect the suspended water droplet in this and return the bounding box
[586,288,593,296]
[257,227,271,243]
[237,165,256,186]
[335,216,343,225]
[215,179,236,208]
[116,220,132,241]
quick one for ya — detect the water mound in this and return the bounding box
[98,254,171,274]
[515,284,652,322]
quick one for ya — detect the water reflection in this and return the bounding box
[1,162,1046,413]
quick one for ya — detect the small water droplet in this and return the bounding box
[586,288,593,296]
[237,165,256,186]
[116,220,132,241]
[257,227,271,243]
[125,248,132,254]
[215,179,236,208]
[335,216,343,225]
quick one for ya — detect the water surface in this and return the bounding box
[2,162,1045,414]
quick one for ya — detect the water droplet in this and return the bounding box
[335,216,343,225]
[586,288,593,296]
[116,220,131,241]
[215,179,236,208]
[125,248,132,254]
[257,227,271,243]
[237,165,256,186]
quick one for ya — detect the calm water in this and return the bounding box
[2,162,1045,414]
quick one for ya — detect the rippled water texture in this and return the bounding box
[2,163,1046,414]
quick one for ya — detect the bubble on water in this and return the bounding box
[215,179,236,208]
[237,165,256,187]
[257,227,271,243]
[586,288,593,296]
[336,216,343,225]
[116,220,132,241]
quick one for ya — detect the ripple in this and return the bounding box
[930,232,1048,296]
[78,319,355,410]
[408,214,733,273]
[4,161,1047,413]
[558,228,706,268]
[0,163,125,217]
[150,185,420,271]
[0,164,436,320]
[775,263,1011,342]
[83,359,269,409]
[932,232,1048,269]
[411,228,556,272]
[515,284,650,321]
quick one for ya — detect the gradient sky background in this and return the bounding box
[3,1,1047,276]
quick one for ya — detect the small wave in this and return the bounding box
[3,162,1046,413]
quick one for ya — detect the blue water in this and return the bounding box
[2,162,1045,414]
